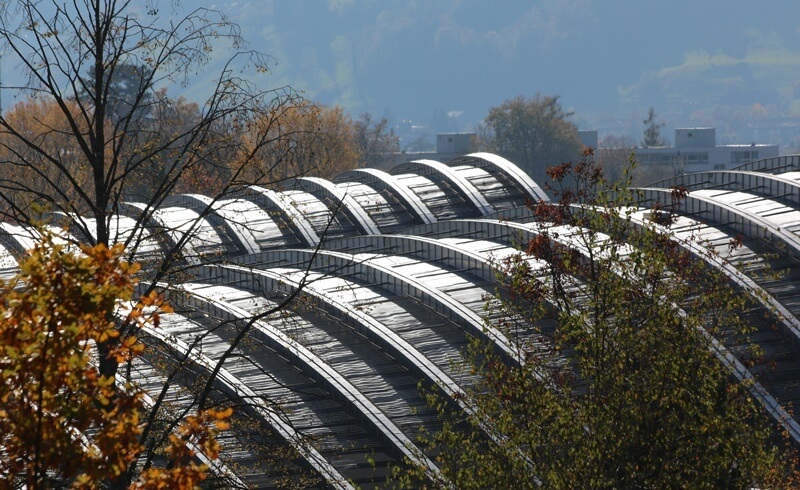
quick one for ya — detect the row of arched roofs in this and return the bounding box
[2,153,800,488]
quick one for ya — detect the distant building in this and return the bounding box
[395,132,477,164]
[635,127,778,173]
[436,132,474,156]
[579,130,598,149]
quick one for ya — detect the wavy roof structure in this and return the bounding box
[3,153,800,487]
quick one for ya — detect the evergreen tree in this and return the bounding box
[641,106,666,147]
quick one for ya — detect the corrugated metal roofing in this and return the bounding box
[7,153,800,486]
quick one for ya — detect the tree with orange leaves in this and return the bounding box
[0,4,306,480]
[238,101,359,183]
[0,97,95,215]
[0,233,229,488]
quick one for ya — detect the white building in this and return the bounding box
[394,132,477,164]
[635,127,778,173]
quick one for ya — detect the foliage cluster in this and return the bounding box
[0,93,397,207]
[0,0,396,241]
[0,235,229,488]
[237,101,397,184]
[478,93,583,189]
[398,150,795,488]
[0,2,394,487]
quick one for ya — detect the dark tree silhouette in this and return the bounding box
[641,107,666,147]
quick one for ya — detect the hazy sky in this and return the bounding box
[200,0,799,139]
[5,1,800,140]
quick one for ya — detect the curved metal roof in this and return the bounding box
[8,153,800,486]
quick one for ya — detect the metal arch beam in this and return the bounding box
[335,168,437,225]
[634,218,800,444]
[126,202,206,265]
[207,199,265,254]
[395,219,530,252]
[317,231,568,371]
[650,170,800,208]
[121,369,249,489]
[458,152,550,203]
[701,326,800,445]
[402,206,800,271]
[179,280,445,483]
[423,219,638,273]
[597,213,800,445]
[393,159,494,216]
[243,185,319,247]
[625,209,800,348]
[165,194,256,255]
[454,215,800,446]
[635,187,800,259]
[733,154,800,173]
[324,234,498,283]
[44,211,94,245]
[330,216,800,445]
[0,222,38,255]
[234,248,522,367]
[139,311,354,490]
[118,201,184,262]
[0,222,79,255]
[287,177,381,236]
[647,156,800,186]
[200,263,482,421]
[512,217,800,445]
[323,221,560,288]
[649,155,800,188]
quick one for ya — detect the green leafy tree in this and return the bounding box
[641,106,667,147]
[397,150,794,488]
[478,93,582,189]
